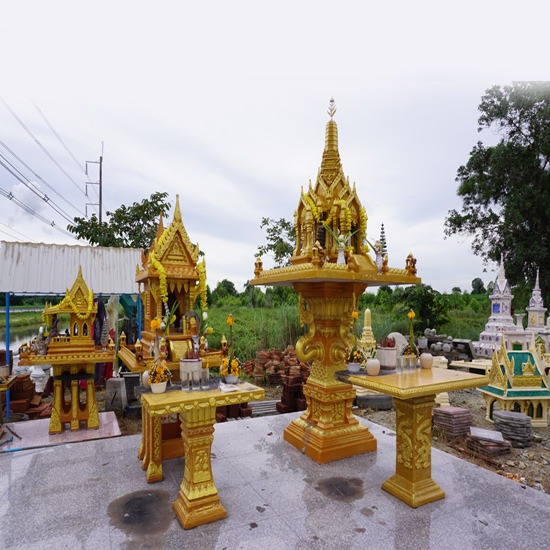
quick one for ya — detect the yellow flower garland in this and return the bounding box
[197,260,208,311]
[304,194,320,222]
[359,208,367,236]
[150,249,168,302]
[61,290,94,320]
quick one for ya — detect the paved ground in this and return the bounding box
[1,412,549,549]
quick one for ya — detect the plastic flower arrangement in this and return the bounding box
[149,359,171,384]
[348,345,364,364]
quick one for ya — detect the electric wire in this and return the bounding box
[0,155,76,224]
[0,185,75,238]
[0,140,85,216]
[32,100,87,176]
[0,95,86,196]
[0,221,37,243]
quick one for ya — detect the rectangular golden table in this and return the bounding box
[338,368,489,508]
[139,382,265,529]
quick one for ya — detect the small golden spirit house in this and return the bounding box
[251,99,421,463]
[19,267,114,433]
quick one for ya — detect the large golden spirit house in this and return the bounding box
[252,100,421,463]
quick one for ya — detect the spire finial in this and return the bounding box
[327,97,337,119]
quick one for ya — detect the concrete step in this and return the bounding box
[250,399,280,417]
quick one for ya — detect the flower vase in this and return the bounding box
[150,381,167,394]
[224,374,239,384]
[142,370,150,389]
[420,352,434,369]
[347,362,362,373]
[365,358,381,376]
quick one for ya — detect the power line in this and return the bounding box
[0,95,86,197]
[0,140,85,216]
[0,185,75,238]
[32,100,87,177]
[0,154,76,224]
[0,221,37,243]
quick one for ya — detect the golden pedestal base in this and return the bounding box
[284,380,376,463]
[49,365,99,434]
[381,395,444,507]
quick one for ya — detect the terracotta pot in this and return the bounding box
[365,358,381,376]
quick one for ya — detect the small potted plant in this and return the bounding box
[377,336,397,373]
[148,359,171,393]
[347,345,364,373]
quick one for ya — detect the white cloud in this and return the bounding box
[0,2,546,293]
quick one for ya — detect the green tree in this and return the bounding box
[445,82,550,302]
[68,191,171,250]
[256,217,295,266]
[471,277,486,294]
[211,279,239,305]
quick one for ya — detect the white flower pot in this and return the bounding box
[347,362,362,373]
[365,358,381,376]
[377,347,397,368]
[150,381,167,393]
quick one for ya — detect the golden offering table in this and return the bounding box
[337,368,489,508]
[139,382,265,529]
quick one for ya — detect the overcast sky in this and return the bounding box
[1,1,548,294]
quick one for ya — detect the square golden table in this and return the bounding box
[139,382,265,529]
[338,368,489,508]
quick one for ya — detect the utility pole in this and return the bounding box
[85,142,104,222]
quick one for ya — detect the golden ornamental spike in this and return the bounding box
[327,97,336,119]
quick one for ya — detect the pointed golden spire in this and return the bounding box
[321,98,342,182]
[173,194,182,223]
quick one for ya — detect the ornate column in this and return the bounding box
[283,281,377,463]
[173,407,227,529]
[382,395,445,507]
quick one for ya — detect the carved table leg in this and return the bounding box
[173,407,227,529]
[138,404,147,461]
[146,412,164,483]
[49,379,63,434]
[86,376,99,429]
[382,394,445,508]
[70,379,80,430]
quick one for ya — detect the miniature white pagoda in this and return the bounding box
[474,259,528,357]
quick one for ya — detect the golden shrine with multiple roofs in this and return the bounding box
[118,195,222,376]
[253,98,420,287]
[251,99,421,464]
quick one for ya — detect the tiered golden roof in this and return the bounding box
[252,98,421,287]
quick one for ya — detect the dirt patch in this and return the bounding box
[361,386,550,494]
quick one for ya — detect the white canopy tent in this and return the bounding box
[0,241,143,368]
[0,241,142,295]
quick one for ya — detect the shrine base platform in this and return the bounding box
[1,412,549,549]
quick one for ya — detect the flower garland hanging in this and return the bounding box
[359,207,367,236]
[150,249,168,302]
[60,290,94,320]
[304,193,320,222]
[197,260,208,312]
